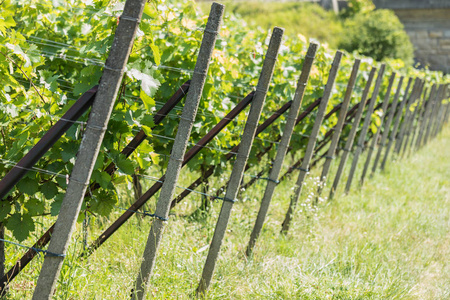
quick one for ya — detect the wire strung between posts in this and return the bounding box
[292,132,312,139]
[136,174,237,203]
[18,2,122,18]
[0,159,68,179]
[0,238,65,257]
[218,167,280,185]
[27,37,294,101]
[22,40,293,119]
[254,137,280,145]
[132,129,239,156]
[114,207,168,221]
[14,78,74,95]
[242,173,280,184]
[291,166,310,172]
[26,36,262,89]
[14,79,186,123]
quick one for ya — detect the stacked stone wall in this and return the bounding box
[395,8,450,73]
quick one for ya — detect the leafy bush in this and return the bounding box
[339,9,414,65]
[340,0,375,19]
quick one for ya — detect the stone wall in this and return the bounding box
[373,0,450,73]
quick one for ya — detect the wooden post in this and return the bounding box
[344,64,385,194]
[32,1,147,298]
[371,76,404,175]
[195,27,284,297]
[360,73,396,185]
[280,51,343,234]
[394,79,421,154]
[329,67,377,200]
[131,4,224,300]
[415,84,436,150]
[380,77,414,171]
[245,43,318,257]
[316,59,361,199]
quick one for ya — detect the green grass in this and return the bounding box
[3,125,450,299]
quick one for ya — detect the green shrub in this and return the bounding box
[340,0,376,19]
[339,9,414,65]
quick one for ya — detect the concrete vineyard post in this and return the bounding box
[433,85,449,137]
[316,59,361,199]
[406,86,428,155]
[360,73,396,185]
[329,67,377,200]
[130,4,224,300]
[280,51,343,234]
[32,1,147,298]
[196,27,284,297]
[415,84,436,150]
[423,84,443,146]
[344,65,386,194]
[400,82,424,157]
[371,77,404,175]
[380,78,414,171]
[394,79,421,154]
[245,43,318,257]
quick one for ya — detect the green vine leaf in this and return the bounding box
[6,213,35,242]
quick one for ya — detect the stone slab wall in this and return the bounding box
[373,0,450,73]
[396,8,450,73]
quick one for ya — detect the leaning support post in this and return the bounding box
[280,96,365,183]
[245,43,318,257]
[170,97,298,210]
[442,87,450,126]
[0,86,97,201]
[280,51,343,234]
[371,76,404,174]
[431,87,444,138]
[400,81,424,157]
[131,4,224,300]
[329,67,377,200]
[432,85,449,137]
[344,64,386,194]
[196,27,284,296]
[423,84,443,146]
[406,85,428,155]
[360,72,396,185]
[32,1,147,298]
[415,84,436,150]
[380,78,414,170]
[316,59,361,199]
[235,98,323,194]
[394,79,421,154]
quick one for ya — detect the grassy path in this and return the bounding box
[5,126,450,299]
